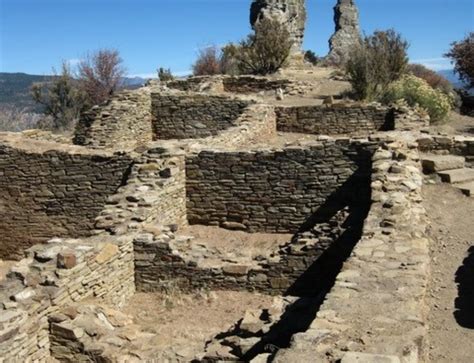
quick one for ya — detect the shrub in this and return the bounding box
[157,67,174,82]
[445,33,474,89]
[383,74,452,121]
[192,46,222,76]
[407,64,453,94]
[235,18,292,75]
[304,50,320,66]
[220,44,241,75]
[77,49,125,107]
[346,29,409,101]
[31,62,87,130]
[407,63,461,109]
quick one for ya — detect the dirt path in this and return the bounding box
[423,184,474,362]
[430,112,474,135]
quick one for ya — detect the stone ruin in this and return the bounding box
[1,3,473,363]
[2,67,471,362]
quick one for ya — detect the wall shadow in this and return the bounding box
[381,108,395,131]
[241,163,373,361]
[454,246,474,329]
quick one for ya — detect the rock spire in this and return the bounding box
[328,0,361,65]
[250,0,307,53]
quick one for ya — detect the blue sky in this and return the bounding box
[0,0,472,77]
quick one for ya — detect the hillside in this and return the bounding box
[0,73,55,111]
[0,72,147,112]
[438,69,467,89]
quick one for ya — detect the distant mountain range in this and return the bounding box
[0,72,147,112]
[437,69,466,89]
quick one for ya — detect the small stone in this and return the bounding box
[12,287,35,302]
[223,265,250,276]
[222,221,247,231]
[57,251,77,269]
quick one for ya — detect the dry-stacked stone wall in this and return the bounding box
[73,87,153,150]
[0,234,135,361]
[0,135,133,259]
[186,139,377,233]
[151,92,253,139]
[94,143,187,235]
[273,141,430,363]
[222,76,291,93]
[166,75,291,94]
[275,103,395,135]
[418,134,474,167]
[167,76,225,93]
[134,208,353,295]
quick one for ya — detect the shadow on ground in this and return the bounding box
[463,127,474,135]
[454,246,474,329]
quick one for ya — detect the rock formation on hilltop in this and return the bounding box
[250,0,307,53]
[327,0,361,65]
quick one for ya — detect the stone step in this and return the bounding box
[439,168,474,184]
[421,154,465,173]
[457,181,474,197]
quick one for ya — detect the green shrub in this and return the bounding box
[346,29,409,101]
[304,50,320,66]
[236,18,292,75]
[220,44,241,75]
[407,64,453,94]
[31,62,87,130]
[383,74,452,121]
[157,67,174,82]
[445,32,474,89]
[407,63,461,109]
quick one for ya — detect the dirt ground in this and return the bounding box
[179,225,292,258]
[0,260,15,281]
[423,184,474,362]
[122,290,275,360]
[430,111,474,135]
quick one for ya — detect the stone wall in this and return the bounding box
[151,92,253,139]
[418,134,474,167]
[134,208,356,295]
[94,144,187,235]
[0,134,134,259]
[186,139,377,233]
[273,140,430,362]
[73,87,153,151]
[167,75,292,95]
[187,104,277,151]
[0,234,135,361]
[223,76,291,94]
[167,76,225,93]
[275,103,394,135]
